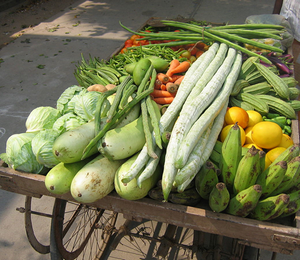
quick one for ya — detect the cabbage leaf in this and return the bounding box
[26,106,61,133]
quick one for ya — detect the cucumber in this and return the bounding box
[70,154,124,203]
[133,58,151,85]
[52,121,99,163]
[45,158,92,195]
[114,152,162,200]
[98,116,146,160]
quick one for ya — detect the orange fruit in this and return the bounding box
[244,126,254,144]
[278,134,294,148]
[219,124,246,145]
[246,110,263,127]
[251,121,282,149]
[264,155,272,170]
[224,107,249,129]
[266,147,287,162]
[243,143,263,150]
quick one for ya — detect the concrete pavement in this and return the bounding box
[1,0,300,259]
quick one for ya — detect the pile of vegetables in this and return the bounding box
[1,19,300,221]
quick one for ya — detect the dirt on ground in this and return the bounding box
[0,0,78,49]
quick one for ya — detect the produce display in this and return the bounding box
[1,19,300,222]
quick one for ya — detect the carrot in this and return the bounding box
[166,82,178,93]
[154,79,162,90]
[174,75,184,85]
[160,84,167,91]
[157,73,170,84]
[153,97,174,105]
[166,59,180,77]
[168,74,183,83]
[166,61,190,77]
[151,89,175,98]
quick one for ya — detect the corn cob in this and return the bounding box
[257,94,296,119]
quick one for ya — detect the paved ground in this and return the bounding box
[1,0,300,259]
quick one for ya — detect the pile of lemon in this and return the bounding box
[219,107,294,170]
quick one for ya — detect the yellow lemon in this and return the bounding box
[243,143,263,151]
[219,124,246,145]
[266,147,287,162]
[244,126,254,144]
[278,134,294,148]
[251,121,282,149]
[224,107,249,129]
[246,110,263,127]
[264,155,272,170]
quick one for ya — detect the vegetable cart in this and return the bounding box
[1,118,300,260]
[1,17,300,260]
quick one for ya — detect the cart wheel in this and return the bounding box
[50,198,118,260]
[24,196,52,254]
[101,218,195,259]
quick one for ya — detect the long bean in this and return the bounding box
[82,85,155,160]
[146,96,162,149]
[106,76,132,122]
[141,99,157,159]
[119,84,137,110]
[94,88,118,135]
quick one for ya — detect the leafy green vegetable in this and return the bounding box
[56,85,86,114]
[31,129,61,168]
[26,106,61,133]
[73,91,101,121]
[52,112,86,133]
[0,133,44,173]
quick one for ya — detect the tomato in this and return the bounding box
[196,50,204,58]
[120,47,128,53]
[196,42,207,50]
[188,47,199,56]
[124,39,133,45]
[180,50,192,59]
[130,34,140,41]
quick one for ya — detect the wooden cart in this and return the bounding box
[1,17,300,260]
[1,114,300,260]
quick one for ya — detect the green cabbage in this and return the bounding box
[26,106,61,133]
[52,112,86,134]
[73,91,101,121]
[0,132,44,173]
[56,85,87,114]
[31,129,61,168]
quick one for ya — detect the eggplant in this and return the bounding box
[267,56,293,75]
